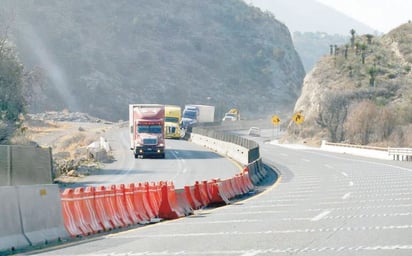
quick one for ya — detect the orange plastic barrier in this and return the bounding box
[60,166,260,237]
[124,183,145,224]
[61,188,83,237]
[158,183,185,219]
[222,179,236,199]
[235,174,248,195]
[175,189,193,215]
[229,177,242,196]
[168,182,186,216]
[80,187,105,233]
[98,185,124,229]
[242,171,255,191]
[113,184,133,226]
[209,181,230,205]
[133,182,155,221]
[193,181,209,207]
[202,180,213,202]
[184,186,202,210]
[145,182,161,218]
[71,187,94,235]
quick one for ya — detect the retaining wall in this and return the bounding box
[0,145,53,186]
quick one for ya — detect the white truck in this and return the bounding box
[222,108,240,121]
[181,104,215,129]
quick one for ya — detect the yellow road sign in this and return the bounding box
[272,115,280,125]
[292,112,304,124]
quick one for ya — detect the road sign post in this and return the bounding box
[272,115,280,139]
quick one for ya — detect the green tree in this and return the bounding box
[350,29,356,48]
[366,34,373,44]
[360,44,367,64]
[368,65,377,86]
[0,39,25,121]
[344,44,349,59]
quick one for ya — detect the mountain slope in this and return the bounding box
[2,0,305,121]
[290,22,412,146]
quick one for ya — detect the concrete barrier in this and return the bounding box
[11,146,53,185]
[190,133,249,165]
[0,186,30,252]
[18,184,69,245]
[0,145,53,186]
[0,146,11,185]
[0,185,69,253]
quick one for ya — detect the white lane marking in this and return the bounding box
[280,153,288,157]
[98,245,412,255]
[311,210,331,221]
[241,251,261,256]
[322,212,412,220]
[342,192,351,200]
[302,158,310,162]
[341,172,348,177]
[324,164,333,169]
[163,219,260,225]
[121,225,412,239]
[349,181,354,186]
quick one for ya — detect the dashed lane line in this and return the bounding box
[311,210,331,221]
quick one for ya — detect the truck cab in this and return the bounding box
[164,105,181,139]
[222,108,240,121]
[181,105,199,129]
[129,104,165,159]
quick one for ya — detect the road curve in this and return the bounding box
[65,125,242,189]
[28,130,412,256]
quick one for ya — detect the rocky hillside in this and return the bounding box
[2,0,304,121]
[290,22,412,146]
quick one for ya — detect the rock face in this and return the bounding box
[290,23,412,146]
[3,0,305,121]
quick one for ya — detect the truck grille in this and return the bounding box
[143,138,158,145]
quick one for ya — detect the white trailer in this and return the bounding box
[194,104,215,123]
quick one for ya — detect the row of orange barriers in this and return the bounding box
[60,169,255,237]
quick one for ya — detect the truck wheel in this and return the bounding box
[160,153,165,159]
[134,153,138,159]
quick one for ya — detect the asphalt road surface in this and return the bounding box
[24,130,412,256]
[68,126,242,189]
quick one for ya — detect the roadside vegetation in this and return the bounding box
[291,22,412,147]
[0,13,26,143]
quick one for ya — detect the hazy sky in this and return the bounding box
[316,0,412,33]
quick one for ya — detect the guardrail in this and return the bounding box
[323,141,388,151]
[322,140,412,162]
[388,148,412,161]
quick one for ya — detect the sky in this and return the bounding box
[316,0,412,33]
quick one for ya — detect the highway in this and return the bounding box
[66,126,242,188]
[25,129,412,255]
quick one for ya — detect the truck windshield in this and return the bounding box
[137,125,162,133]
[183,111,196,119]
[165,117,179,123]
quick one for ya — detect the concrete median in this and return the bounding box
[0,186,29,252]
[17,184,69,246]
